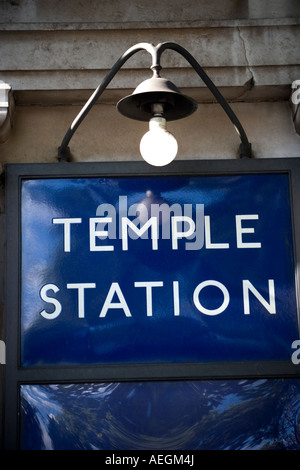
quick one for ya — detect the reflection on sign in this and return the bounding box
[21,174,299,366]
[20,379,300,450]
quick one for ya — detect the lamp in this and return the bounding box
[58,42,252,164]
[117,75,197,166]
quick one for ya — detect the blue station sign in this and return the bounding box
[19,166,300,369]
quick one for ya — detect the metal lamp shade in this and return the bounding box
[117,76,198,122]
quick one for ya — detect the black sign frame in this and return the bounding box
[4,157,300,449]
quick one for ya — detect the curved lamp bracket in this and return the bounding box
[58,42,252,161]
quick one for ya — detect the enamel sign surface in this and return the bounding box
[20,171,299,367]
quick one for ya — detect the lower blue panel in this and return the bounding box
[20,379,300,450]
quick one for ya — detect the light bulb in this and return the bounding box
[140,116,178,166]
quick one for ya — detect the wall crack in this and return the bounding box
[237,26,255,90]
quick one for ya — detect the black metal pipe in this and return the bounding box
[155,42,252,158]
[58,43,157,161]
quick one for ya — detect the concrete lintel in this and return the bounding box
[1,18,300,32]
[11,84,291,107]
[0,0,299,27]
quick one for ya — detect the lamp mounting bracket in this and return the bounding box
[58,42,252,162]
